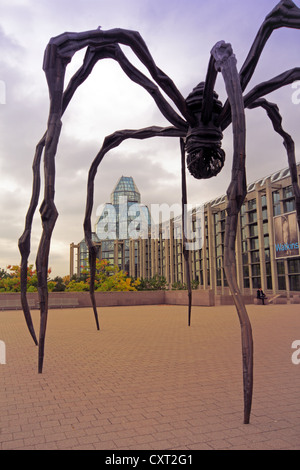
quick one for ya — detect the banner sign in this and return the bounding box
[274,211,300,259]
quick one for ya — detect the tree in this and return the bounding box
[66,259,140,292]
[51,276,66,292]
[137,274,167,291]
[0,265,50,292]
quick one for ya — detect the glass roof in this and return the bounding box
[111,176,141,204]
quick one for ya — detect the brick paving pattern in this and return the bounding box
[0,304,300,450]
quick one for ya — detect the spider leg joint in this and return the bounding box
[211,41,236,72]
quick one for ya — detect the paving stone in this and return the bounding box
[0,304,300,450]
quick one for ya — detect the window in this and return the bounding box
[290,276,300,291]
[243,266,249,277]
[252,277,261,289]
[248,211,257,223]
[277,261,286,290]
[216,268,222,287]
[250,238,259,250]
[263,222,269,235]
[242,241,248,253]
[264,235,269,248]
[288,258,300,291]
[283,186,294,199]
[251,251,260,263]
[216,245,223,257]
[252,264,261,277]
[242,243,250,288]
[283,199,296,213]
[272,191,281,216]
[262,208,268,220]
[282,185,296,213]
[249,224,258,237]
[240,212,246,227]
[242,253,248,265]
[248,199,256,211]
[266,275,273,290]
[288,258,300,274]
[251,262,261,289]
[265,248,270,261]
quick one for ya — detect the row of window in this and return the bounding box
[78,183,299,291]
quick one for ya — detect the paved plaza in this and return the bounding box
[0,303,300,450]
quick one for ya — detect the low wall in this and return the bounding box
[92,290,166,307]
[215,294,254,306]
[0,290,215,310]
[0,289,260,310]
[0,291,165,310]
[165,290,214,306]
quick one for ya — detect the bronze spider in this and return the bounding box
[19,0,300,424]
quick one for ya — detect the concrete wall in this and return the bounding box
[164,290,214,306]
[0,291,163,310]
[0,289,259,310]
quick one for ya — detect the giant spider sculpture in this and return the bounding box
[19,0,300,425]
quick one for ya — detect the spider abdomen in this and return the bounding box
[185,82,225,179]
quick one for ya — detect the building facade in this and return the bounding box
[70,164,300,295]
[70,176,151,277]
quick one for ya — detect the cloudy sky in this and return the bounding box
[1,0,300,277]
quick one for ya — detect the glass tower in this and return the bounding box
[77,176,151,276]
[111,176,141,205]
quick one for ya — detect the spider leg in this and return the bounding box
[239,0,300,93]
[243,68,300,109]
[221,67,300,131]
[201,55,219,124]
[180,138,192,326]
[64,44,188,132]
[48,28,195,125]
[22,29,190,372]
[18,48,93,345]
[211,41,253,424]
[63,40,189,324]
[219,0,300,127]
[34,44,68,374]
[84,126,185,327]
[248,98,300,230]
[18,134,46,346]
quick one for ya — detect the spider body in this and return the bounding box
[19,0,300,425]
[185,82,225,179]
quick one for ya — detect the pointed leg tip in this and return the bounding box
[38,358,44,374]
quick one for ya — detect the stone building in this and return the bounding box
[70,163,300,296]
